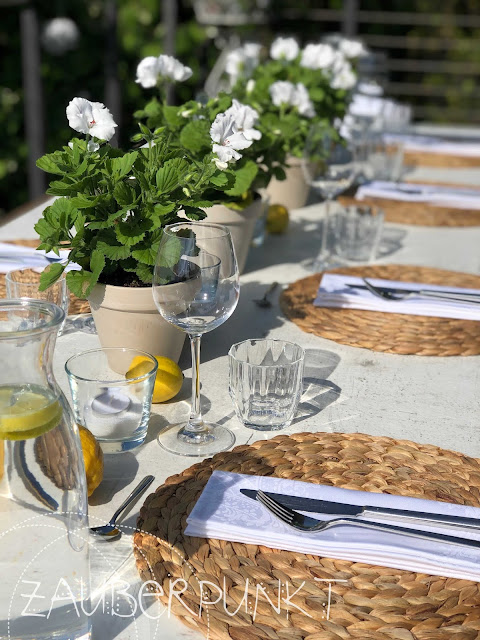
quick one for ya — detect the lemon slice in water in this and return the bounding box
[0,386,62,440]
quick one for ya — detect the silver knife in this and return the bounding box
[240,489,480,531]
[346,283,480,302]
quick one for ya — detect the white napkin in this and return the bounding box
[185,470,480,581]
[385,133,480,157]
[313,274,480,321]
[356,180,480,210]
[0,242,71,273]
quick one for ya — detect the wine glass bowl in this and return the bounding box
[302,126,357,271]
[152,222,239,456]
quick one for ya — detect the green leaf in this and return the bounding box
[96,242,131,260]
[272,166,287,181]
[115,218,151,246]
[110,152,138,180]
[134,263,154,284]
[155,234,182,269]
[209,172,229,187]
[131,245,158,266]
[179,120,211,152]
[225,160,258,197]
[113,182,137,206]
[74,212,86,235]
[162,105,183,127]
[153,202,176,216]
[38,263,65,292]
[156,158,189,195]
[66,270,95,299]
[69,194,102,209]
[89,250,105,289]
[183,206,207,220]
[309,87,325,102]
[36,152,67,175]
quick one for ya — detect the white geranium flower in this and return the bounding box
[270,37,299,61]
[269,81,296,107]
[224,99,261,141]
[210,111,253,167]
[136,56,160,88]
[66,97,117,141]
[157,54,193,82]
[246,79,256,94]
[269,81,315,118]
[300,43,336,70]
[338,38,367,59]
[330,59,356,90]
[136,54,192,88]
[225,42,261,84]
[292,83,315,118]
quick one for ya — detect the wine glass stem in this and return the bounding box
[320,197,332,257]
[188,333,203,431]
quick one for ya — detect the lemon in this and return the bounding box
[126,356,183,403]
[0,386,62,440]
[78,425,104,497]
[266,204,289,234]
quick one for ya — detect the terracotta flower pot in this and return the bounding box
[202,194,263,273]
[266,156,311,211]
[88,283,185,373]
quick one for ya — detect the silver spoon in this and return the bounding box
[90,475,155,539]
[253,282,278,308]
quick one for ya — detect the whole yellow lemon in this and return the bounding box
[78,425,104,497]
[266,204,289,234]
[126,355,183,403]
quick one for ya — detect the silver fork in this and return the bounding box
[256,491,480,549]
[362,278,480,304]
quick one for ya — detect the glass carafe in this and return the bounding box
[0,300,91,640]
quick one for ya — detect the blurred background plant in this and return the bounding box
[1,0,480,217]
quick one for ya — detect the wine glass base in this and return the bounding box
[310,254,344,273]
[157,422,235,457]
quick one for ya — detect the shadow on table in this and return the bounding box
[378,227,407,259]
[245,213,323,273]
[89,452,139,506]
[144,391,212,446]
[293,348,341,424]
[198,280,289,364]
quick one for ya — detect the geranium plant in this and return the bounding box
[34,91,259,297]
[134,54,281,199]
[221,36,367,169]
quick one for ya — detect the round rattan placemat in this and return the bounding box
[404,150,480,169]
[280,265,480,356]
[0,240,89,314]
[338,195,480,227]
[134,431,480,640]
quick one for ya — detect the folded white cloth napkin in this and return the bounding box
[356,180,480,210]
[385,133,480,157]
[313,274,480,321]
[185,470,480,581]
[0,242,71,273]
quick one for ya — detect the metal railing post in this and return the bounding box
[162,0,178,105]
[342,0,358,37]
[105,0,121,146]
[20,4,45,199]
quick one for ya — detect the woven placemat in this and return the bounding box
[0,240,89,315]
[280,265,480,356]
[404,150,480,169]
[134,431,480,640]
[338,194,480,227]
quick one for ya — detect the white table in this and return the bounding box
[2,163,480,639]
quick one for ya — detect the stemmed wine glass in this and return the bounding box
[302,125,357,272]
[152,221,239,456]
